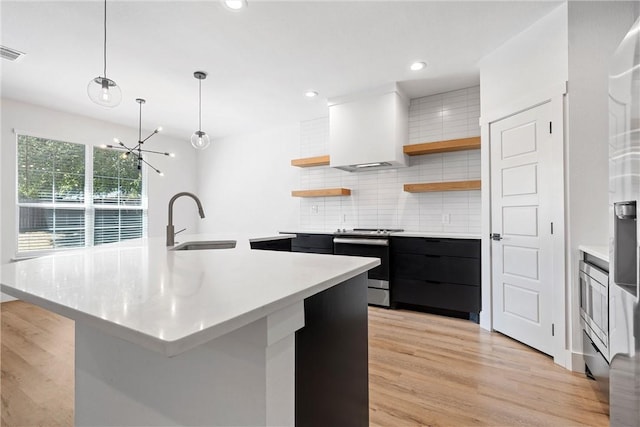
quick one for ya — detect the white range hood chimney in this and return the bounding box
[329,83,408,172]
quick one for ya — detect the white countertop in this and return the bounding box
[249,233,296,243]
[579,245,610,263]
[0,234,378,357]
[280,230,333,235]
[281,230,481,239]
[391,231,481,239]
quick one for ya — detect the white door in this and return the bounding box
[490,102,554,356]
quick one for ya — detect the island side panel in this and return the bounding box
[75,318,269,426]
[295,273,369,427]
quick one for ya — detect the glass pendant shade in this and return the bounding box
[191,131,210,150]
[88,76,122,107]
[191,71,210,150]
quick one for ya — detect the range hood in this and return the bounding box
[329,83,408,172]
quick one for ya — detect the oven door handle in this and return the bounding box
[333,238,389,246]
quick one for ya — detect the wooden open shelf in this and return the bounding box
[404,180,481,193]
[403,136,480,156]
[291,188,351,197]
[291,155,330,167]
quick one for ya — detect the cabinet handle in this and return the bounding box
[424,254,441,258]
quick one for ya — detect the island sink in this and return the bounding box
[171,240,237,251]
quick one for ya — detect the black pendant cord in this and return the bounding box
[198,78,202,133]
[138,101,143,169]
[138,101,143,143]
[103,0,108,78]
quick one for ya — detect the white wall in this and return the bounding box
[196,124,300,234]
[478,3,569,355]
[297,87,481,233]
[566,1,639,362]
[480,3,568,121]
[0,98,199,266]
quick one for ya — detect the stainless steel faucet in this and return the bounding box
[166,192,206,246]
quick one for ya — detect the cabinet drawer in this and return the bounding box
[391,237,480,258]
[392,253,480,286]
[292,234,334,251]
[392,278,480,312]
[292,246,334,254]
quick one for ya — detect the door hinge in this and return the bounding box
[549,121,552,134]
[552,323,555,336]
[551,222,554,235]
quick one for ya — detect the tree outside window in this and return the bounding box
[17,134,146,254]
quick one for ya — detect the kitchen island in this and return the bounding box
[0,234,378,426]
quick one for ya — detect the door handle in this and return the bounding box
[491,233,503,241]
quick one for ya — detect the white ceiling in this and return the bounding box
[1,1,561,141]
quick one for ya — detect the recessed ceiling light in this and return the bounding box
[410,61,427,71]
[305,90,319,98]
[223,0,247,10]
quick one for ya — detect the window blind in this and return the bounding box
[16,134,147,254]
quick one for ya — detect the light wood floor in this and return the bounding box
[1,301,73,426]
[1,301,608,426]
[368,307,609,426]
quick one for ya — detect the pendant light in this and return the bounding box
[102,98,173,175]
[191,71,210,150]
[87,0,122,107]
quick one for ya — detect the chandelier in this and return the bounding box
[102,98,173,175]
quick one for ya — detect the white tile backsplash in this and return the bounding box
[296,86,481,233]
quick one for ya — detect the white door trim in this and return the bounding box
[480,89,568,368]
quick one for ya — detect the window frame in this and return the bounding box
[14,130,148,258]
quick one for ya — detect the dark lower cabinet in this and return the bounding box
[392,253,479,285]
[250,234,334,253]
[249,238,292,252]
[393,278,480,313]
[291,233,334,254]
[391,237,481,320]
[295,274,369,427]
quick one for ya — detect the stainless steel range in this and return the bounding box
[333,229,403,307]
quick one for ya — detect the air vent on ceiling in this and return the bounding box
[1,45,26,62]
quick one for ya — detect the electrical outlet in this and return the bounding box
[442,213,450,224]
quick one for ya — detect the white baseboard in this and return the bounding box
[1,293,17,303]
[569,351,586,372]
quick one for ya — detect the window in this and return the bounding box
[17,134,146,254]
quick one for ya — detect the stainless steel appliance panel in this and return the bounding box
[333,238,389,281]
[609,15,640,425]
[367,288,390,307]
[368,279,389,290]
[579,260,610,356]
[333,229,401,308]
[583,330,610,403]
